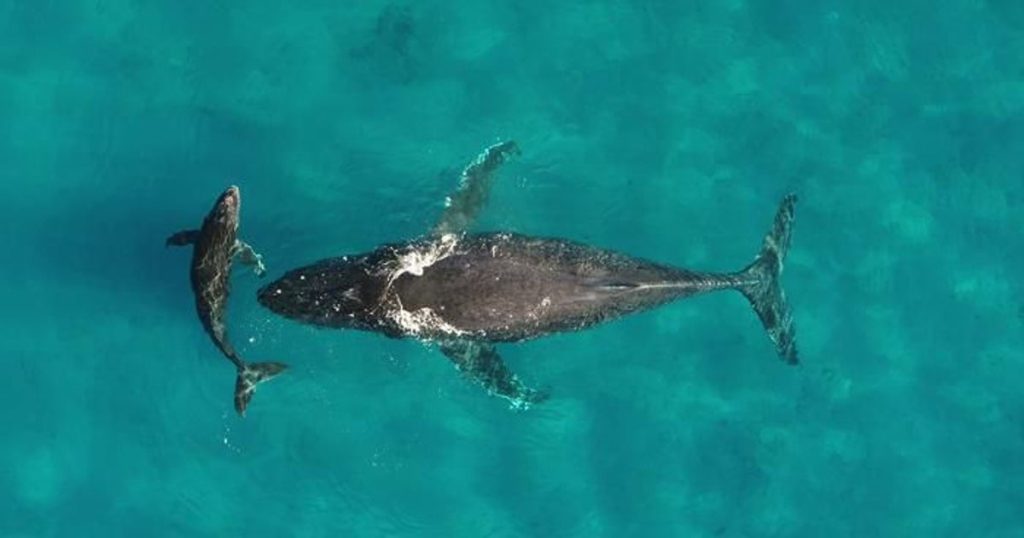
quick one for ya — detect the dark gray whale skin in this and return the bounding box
[258,232,746,344]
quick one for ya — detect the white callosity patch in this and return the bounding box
[383,233,466,338]
[341,287,361,303]
[521,296,553,324]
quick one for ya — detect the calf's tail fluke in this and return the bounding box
[736,193,798,364]
[233,361,288,416]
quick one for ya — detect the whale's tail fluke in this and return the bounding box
[735,194,798,364]
[233,361,288,416]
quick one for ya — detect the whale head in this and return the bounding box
[210,185,241,231]
[257,255,382,329]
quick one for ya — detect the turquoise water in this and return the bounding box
[2,1,1023,536]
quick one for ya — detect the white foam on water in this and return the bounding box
[381,233,467,338]
[393,233,459,278]
[220,411,243,454]
[390,306,466,338]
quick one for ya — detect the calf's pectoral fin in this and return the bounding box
[166,229,200,247]
[234,240,266,277]
[432,140,520,236]
[439,340,547,408]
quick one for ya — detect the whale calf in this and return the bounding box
[167,186,287,415]
[259,142,798,407]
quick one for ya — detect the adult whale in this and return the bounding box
[167,186,287,416]
[258,142,798,406]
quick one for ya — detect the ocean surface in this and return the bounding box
[2,1,1022,536]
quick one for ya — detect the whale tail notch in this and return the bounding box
[233,361,288,416]
[736,194,798,365]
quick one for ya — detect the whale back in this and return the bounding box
[394,233,702,341]
[260,232,714,342]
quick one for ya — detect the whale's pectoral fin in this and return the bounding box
[440,340,548,409]
[166,229,200,247]
[233,240,266,278]
[432,140,520,236]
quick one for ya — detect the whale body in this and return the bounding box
[258,196,798,406]
[167,186,286,416]
[258,231,775,345]
[256,142,799,407]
